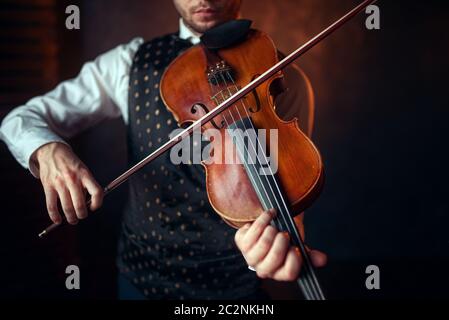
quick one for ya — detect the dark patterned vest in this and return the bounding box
[116,33,260,300]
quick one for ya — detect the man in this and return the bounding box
[0,0,326,299]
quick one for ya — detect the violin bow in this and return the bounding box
[39,0,377,238]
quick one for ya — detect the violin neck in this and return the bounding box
[229,117,325,300]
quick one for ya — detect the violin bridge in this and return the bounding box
[206,60,233,86]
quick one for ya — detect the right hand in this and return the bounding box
[33,142,104,225]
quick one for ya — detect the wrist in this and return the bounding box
[33,141,66,164]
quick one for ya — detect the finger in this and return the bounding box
[239,209,276,252]
[254,232,290,278]
[244,225,277,267]
[81,174,103,211]
[43,185,62,224]
[309,249,327,268]
[272,247,302,281]
[66,178,88,220]
[234,223,251,246]
[56,185,77,225]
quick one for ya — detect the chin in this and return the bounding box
[191,19,223,33]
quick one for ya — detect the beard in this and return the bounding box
[177,1,240,35]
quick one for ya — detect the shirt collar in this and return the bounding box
[179,18,201,45]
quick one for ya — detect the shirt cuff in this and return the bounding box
[10,129,69,178]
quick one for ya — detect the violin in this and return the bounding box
[161,19,326,299]
[38,0,377,300]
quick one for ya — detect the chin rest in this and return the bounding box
[200,19,252,49]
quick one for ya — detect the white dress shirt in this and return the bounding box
[0,18,312,177]
[0,20,202,176]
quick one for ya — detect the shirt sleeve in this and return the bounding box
[0,37,143,177]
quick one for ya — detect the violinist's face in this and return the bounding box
[173,0,241,35]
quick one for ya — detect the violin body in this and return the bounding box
[161,29,324,228]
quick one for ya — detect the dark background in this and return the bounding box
[0,0,448,299]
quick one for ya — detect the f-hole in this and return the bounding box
[249,74,262,113]
[191,103,225,129]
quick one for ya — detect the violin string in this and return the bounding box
[210,71,317,300]
[222,71,324,300]
[208,74,289,267]
[210,77,314,300]
[208,74,280,231]
[210,73,284,234]
[212,67,320,300]
[207,74,296,269]
[219,76,320,300]
[221,86,318,300]
[226,73,325,300]
[230,92,322,300]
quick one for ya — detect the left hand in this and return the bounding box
[234,209,327,281]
